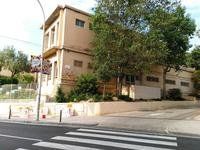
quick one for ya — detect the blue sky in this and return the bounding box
[0,0,199,56]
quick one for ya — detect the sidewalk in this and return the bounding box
[1,108,200,137]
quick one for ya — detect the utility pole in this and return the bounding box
[36,0,45,121]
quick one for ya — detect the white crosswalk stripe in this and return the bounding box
[52,136,176,150]
[33,142,103,150]
[17,128,178,150]
[77,128,177,140]
[65,131,177,146]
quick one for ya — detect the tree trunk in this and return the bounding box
[116,76,120,97]
[162,68,167,99]
[102,82,106,99]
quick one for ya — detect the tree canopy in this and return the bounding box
[92,0,196,97]
[92,0,169,95]
[0,46,30,77]
[186,46,200,70]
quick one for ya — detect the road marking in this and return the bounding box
[77,128,176,140]
[33,141,103,150]
[66,132,177,146]
[52,136,176,150]
[0,133,42,142]
[16,148,29,150]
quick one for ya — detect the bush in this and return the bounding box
[118,95,133,102]
[55,87,67,103]
[17,73,34,84]
[0,76,18,85]
[167,88,182,100]
[103,93,114,101]
[67,74,100,102]
[75,74,98,95]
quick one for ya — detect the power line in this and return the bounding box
[0,34,41,47]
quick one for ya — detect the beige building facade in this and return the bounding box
[41,5,195,99]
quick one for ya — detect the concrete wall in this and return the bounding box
[1,101,199,118]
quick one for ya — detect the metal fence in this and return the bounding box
[0,84,37,101]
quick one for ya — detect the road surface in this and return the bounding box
[0,122,199,150]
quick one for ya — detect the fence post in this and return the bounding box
[59,110,62,123]
[8,105,11,119]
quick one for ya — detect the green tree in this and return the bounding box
[0,51,4,71]
[186,46,200,70]
[148,4,196,99]
[2,46,30,77]
[192,70,200,93]
[92,0,165,96]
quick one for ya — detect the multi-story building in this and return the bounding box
[41,5,195,99]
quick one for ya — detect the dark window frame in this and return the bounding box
[181,81,189,87]
[166,79,176,85]
[146,76,159,82]
[74,60,83,67]
[75,19,85,28]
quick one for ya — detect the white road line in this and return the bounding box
[77,128,176,140]
[0,133,42,142]
[33,141,103,150]
[16,148,29,150]
[52,136,176,150]
[66,132,177,146]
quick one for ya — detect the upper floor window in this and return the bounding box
[166,79,176,85]
[76,19,85,28]
[146,76,159,82]
[74,60,83,67]
[181,81,189,87]
[51,27,55,45]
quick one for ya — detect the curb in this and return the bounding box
[0,119,99,128]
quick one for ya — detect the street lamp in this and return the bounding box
[36,0,45,121]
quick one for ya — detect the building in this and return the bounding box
[41,5,195,99]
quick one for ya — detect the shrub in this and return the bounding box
[55,87,67,103]
[103,93,114,101]
[0,76,18,85]
[17,73,34,84]
[167,88,182,100]
[75,74,98,95]
[118,95,133,102]
[67,74,100,102]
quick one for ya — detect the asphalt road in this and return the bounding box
[0,122,200,150]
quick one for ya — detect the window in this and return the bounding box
[74,60,83,67]
[51,27,55,45]
[54,61,58,78]
[44,33,49,49]
[89,23,93,30]
[146,76,159,82]
[166,79,176,85]
[181,81,189,87]
[56,22,59,44]
[48,63,52,80]
[76,19,85,28]
[125,75,135,84]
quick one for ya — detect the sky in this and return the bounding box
[0,0,199,56]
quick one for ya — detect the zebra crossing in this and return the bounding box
[16,128,178,150]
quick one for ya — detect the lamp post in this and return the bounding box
[36,0,45,121]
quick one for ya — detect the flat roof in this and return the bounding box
[42,5,92,30]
